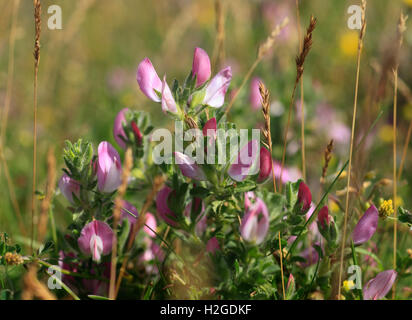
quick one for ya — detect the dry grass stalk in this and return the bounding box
[258,82,285,299]
[392,12,407,299]
[22,265,56,300]
[108,148,133,299]
[114,175,166,298]
[279,15,317,192]
[296,0,306,180]
[337,0,366,300]
[31,0,41,253]
[320,140,334,184]
[37,148,56,243]
[211,0,225,71]
[224,17,289,116]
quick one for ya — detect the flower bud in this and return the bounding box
[296,181,312,214]
[352,205,378,245]
[240,197,269,245]
[137,58,162,102]
[78,220,113,263]
[257,147,272,183]
[131,121,143,146]
[113,108,129,149]
[250,77,263,110]
[203,67,232,108]
[363,270,397,300]
[97,141,122,193]
[192,47,211,87]
[58,173,81,203]
[317,206,338,247]
[174,151,207,181]
[202,117,217,138]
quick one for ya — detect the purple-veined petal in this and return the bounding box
[136,58,162,102]
[192,47,211,87]
[352,205,379,245]
[58,173,81,203]
[228,140,259,182]
[203,67,232,108]
[174,151,206,181]
[363,270,397,300]
[97,141,122,193]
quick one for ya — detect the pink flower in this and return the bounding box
[228,140,259,182]
[161,76,178,115]
[174,151,207,181]
[192,47,211,87]
[352,205,379,245]
[156,186,178,226]
[257,147,272,183]
[97,141,122,193]
[297,182,312,214]
[58,173,81,203]
[136,58,162,102]
[206,237,220,254]
[203,67,232,108]
[113,108,129,149]
[78,220,113,263]
[240,196,269,245]
[363,270,397,300]
[250,77,263,110]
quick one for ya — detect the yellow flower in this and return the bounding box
[343,280,355,291]
[378,125,393,143]
[378,199,394,219]
[403,0,412,7]
[329,200,340,213]
[339,31,358,57]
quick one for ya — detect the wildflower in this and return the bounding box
[4,252,23,266]
[97,141,122,193]
[352,205,379,246]
[113,108,129,149]
[295,181,312,214]
[240,196,269,245]
[161,76,179,115]
[192,47,211,87]
[257,147,272,183]
[131,121,143,146]
[78,220,113,263]
[174,152,207,181]
[378,199,394,219]
[228,140,259,182]
[343,280,355,291]
[206,237,220,254]
[203,67,232,108]
[136,58,162,102]
[363,270,397,300]
[156,186,178,226]
[250,77,263,110]
[339,31,358,57]
[58,173,81,204]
